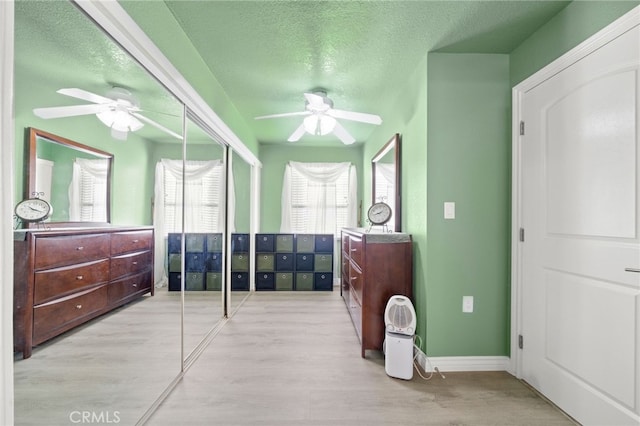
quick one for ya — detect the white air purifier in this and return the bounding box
[384,295,416,380]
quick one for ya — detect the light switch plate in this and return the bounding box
[462,296,474,313]
[444,202,455,219]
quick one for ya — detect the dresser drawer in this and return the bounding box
[108,270,152,304]
[349,261,363,304]
[111,230,152,255]
[34,234,110,270]
[110,251,152,280]
[348,235,363,266]
[34,259,110,305]
[348,288,362,341]
[33,285,108,344]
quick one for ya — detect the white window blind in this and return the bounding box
[281,162,357,235]
[68,158,109,222]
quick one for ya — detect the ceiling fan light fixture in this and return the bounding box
[97,108,143,137]
[303,114,336,136]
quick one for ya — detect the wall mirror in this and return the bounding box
[371,133,401,232]
[14,1,184,425]
[26,127,113,226]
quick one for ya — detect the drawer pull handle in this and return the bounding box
[132,261,138,265]
[76,275,84,280]
[76,246,84,251]
[132,239,139,243]
[350,277,357,281]
[625,268,640,273]
[350,248,357,252]
[132,283,138,287]
[76,304,82,309]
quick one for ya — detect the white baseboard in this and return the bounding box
[414,348,510,373]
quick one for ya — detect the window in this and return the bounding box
[281,162,357,235]
[155,159,224,235]
[68,158,109,221]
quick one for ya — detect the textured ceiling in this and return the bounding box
[161,0,571,145]
[14,0,572,147]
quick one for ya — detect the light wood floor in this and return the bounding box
[147,291,576,426]
[14,288,576,425]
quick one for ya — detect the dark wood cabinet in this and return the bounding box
[14,227,154,359]
[341,228,413,358]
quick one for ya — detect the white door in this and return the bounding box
[520,22,640,425]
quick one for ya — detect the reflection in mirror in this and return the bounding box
[372,133,401,232]
[230,149,253,313]
[27,127,113,225]
[178,115,226,362]
[14,1,183,424]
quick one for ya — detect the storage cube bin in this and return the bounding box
[205,253,222,271]
[232,253,249,271]
[296,234,315,252]
[275,253,294,271]
[314,272,333,291]
[275,273,293,291]
[275,234,294,252]
[314,234,334,252]
[185,234,205,252]
[295,253,314,271]
[256,273,275,291]
[206,234,223,252]
[231,272,249,290]
[206,272,222,291]
[256,253,275,271]
[314,254,332,272]
[185,272,204,291]
[168,253,181,272]
[232,234,249,252]
[255,234,275,252]
[296,273,314,291]
[168,234,182,253]
[185,253,205,271]
[168,272,181,291]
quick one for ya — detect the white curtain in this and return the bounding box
[153,158,226,287]
[68,158,109,221]
[281,161,357,234]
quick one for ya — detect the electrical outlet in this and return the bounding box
[444,202,455,219]
[462,296,474,313]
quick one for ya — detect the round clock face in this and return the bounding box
[15,198,52,222]
[367,202,392,225]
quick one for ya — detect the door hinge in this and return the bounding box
[519,228,525,242]
[518,334,524,349]
[519,121,525,135]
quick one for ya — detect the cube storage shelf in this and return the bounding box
[167,233,249,291]
[255,233,334,291]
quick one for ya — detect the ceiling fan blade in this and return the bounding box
[303,92,326,107]
[131,112,183,140]
[327,109,382,125]
[33,103,110,119]
[255,111,310,120]
[332,121,356,145]
[287,123,306,142]
[57,88,113,104]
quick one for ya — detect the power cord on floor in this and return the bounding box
[413,335,445,381]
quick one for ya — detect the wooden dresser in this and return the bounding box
[341,228,413,358]
[13,226,154,359]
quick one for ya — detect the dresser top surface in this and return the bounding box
[341,228,411,243]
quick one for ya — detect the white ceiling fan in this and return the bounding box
[255,91,382,145]
[33,87,182,141]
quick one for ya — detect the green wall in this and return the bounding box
[258,144,363,233]
[362,53,429,354]
[510,0,638,86]
[119,0,259,158]
[426,54,511,356]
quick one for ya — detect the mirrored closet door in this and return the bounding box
[13,1,184,424]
